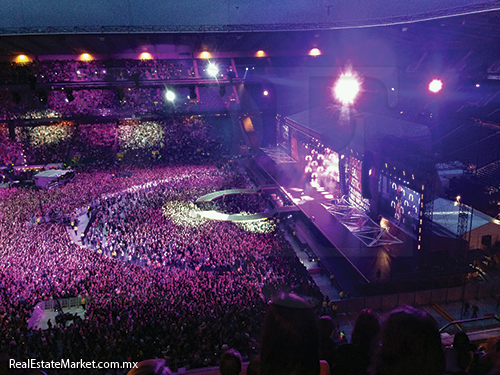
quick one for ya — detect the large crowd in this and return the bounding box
[0,56,240,123]
[198,193,271,215]
[0,161,323,373]
[0,116,226,166]
[3,56,500,375]
[0,59,194,85]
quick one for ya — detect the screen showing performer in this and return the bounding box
[379,174,420,235]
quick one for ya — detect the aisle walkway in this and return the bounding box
[66,210,90,247]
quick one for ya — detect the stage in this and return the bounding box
[252,151,419,291]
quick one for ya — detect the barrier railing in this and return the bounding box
[439,315,500,334]
[42,296,87,311]
[334,279,500,314]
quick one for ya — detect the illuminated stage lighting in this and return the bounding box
[309,48,321,56]
[334,72,360,105]
[207,63,219,77]
[256,50,266,57]
[15,54,30,63]
[140,52,153,60]
[263,90,269,96]
[199,51,211,59]
[165,90,175,101]
[428,79,443,93]
[325,194,334,199]
[80,53,92,61]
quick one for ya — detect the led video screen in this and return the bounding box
[348,156,370,211]
[379,174,420,235]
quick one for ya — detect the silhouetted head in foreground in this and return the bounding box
[220,348,242,375]
[260,293,320,375]
[373,305,444,375]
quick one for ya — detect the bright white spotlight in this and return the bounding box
[165,91,175,101]
[334,72,360,105]
[207,64,219,77]
[309,48,321,57]
[428,79,443,93]
[263,90,269,96]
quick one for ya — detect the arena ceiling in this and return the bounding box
[1,0,499,33]
[0,11,499,59]
[0,2,500,58]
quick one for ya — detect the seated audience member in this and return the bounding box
[352,308,380,374]
[372,305,445,375]
[220,349,242,375]
[260,293,329,375]
[318,315,337,373]
[477,338,500,375]
[335,308,380,375]
[445,331,474,375]
[246,355,261,375]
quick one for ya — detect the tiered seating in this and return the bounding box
[477,159,500,187]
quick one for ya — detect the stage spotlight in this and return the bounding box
[256,50,266,57]
[165,90,175,102]
[207,63,219,77]
[309,48,321,56]
[334,72,360,105]
[428,79,443,93]
[15,54,30,64]
[80,53,92,61]
[219,86,226,97]
[263,90,269,96]
[200,51,211,59]
[140,52,152,60]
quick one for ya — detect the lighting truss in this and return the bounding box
[260,147,297,164]
[321,197,403,248]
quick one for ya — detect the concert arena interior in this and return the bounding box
[3,1,500,374]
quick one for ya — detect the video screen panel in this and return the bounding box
[277,122,290,152]
[302,147,340,198]
[305,148,339,182]
[348,156,370,211]
[379,174,420,234]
